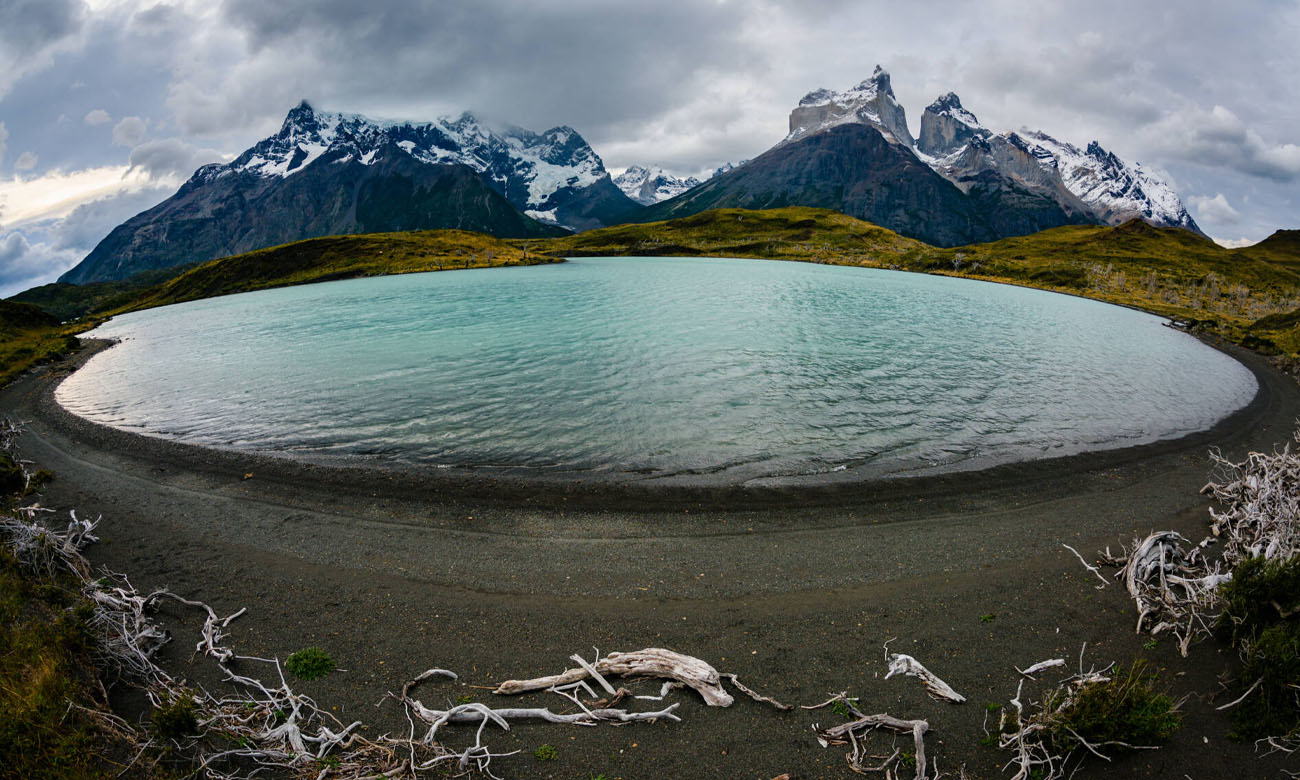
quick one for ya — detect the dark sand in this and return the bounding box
[5,339,1300,779]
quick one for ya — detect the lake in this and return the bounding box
[58,257,1257,483]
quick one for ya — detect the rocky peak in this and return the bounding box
[786,65,914,148]
[917,92,989,157]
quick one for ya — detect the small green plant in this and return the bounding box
[315,755,342,769]
[285,647,335,680]
[455,694,474,705]
[152,696,199,742]
[831,696,859,719]
[1142,638,1158,651]
[533,743,558,761]
[985,701,1001,713]
[1044,660,1181,753]
[900,750,916,768]
[980,613,996,623]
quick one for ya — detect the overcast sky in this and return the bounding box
[1,0,1298,297]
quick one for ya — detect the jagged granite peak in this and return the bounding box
[786,65,914,148]
[1018,130,1200,232]
[613,165,702,205]
[917,92,990,157]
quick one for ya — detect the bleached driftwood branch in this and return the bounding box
[494,647,735,706]
[885,653,966,703]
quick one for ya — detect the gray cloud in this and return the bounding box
[126,138,223,179]
[83,108,110,125]
[0,0,85,97]
[13,151,36,171]
[112,116,147,147]
[0,229,80,297]
[0,121,7,168]
[1141,105,1300,183]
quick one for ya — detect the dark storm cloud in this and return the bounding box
[194,0,761,137]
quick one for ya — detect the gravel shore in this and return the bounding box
[5,339,1299,779]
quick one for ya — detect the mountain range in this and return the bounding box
[639,67,1199,246]
[59,103,638,283]
[60,68,1201,283]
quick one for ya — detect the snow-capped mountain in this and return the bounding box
[644,66,1200,245]
[203,101,633,230]
[785,66,914,149]
[784,68,1197,234]
[61,102,640,283]
[613,165,702,205]
[1018,131,1197,230]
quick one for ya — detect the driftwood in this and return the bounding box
[495,647,735,706]
[885,654,966,704]
[809,692,930,780]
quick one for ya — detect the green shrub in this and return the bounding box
[1218,557,1300,741]
[533,743,558,761]
[1218,556,1300,647]
[1044,661,1180,753]
[152,697,198,742]
[285,647,335,680]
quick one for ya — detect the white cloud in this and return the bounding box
[1215,236,1257,249]
[126,137,224,178]
[111,115,148,147]
[1188,192,1242,225]
[83,108,111,125]
[14,151,38,171]
[0,122,6,169]
[0,164,178,227]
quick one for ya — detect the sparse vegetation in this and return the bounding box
[1041,661,1181,754]
[285,646,336,680]
[1217,556,1300,742]
[533,743,559,761]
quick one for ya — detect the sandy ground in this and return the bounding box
[4,339,1300,779]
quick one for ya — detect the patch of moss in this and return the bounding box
[285,646,336,680]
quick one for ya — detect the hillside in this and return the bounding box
[895,221,1300,352]
[118,229,559,313]
[532,206,927,263]
[0,300,80,387]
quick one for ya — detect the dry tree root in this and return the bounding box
[885,654,966,704]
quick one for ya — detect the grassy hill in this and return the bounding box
[529,206,927,264]
[116,229,558,313]
[0,300,82,387]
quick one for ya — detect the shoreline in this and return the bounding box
[3,334,1300,777]
[28,331,1282,517]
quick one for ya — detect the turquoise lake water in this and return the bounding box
[58,257,1258,483]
